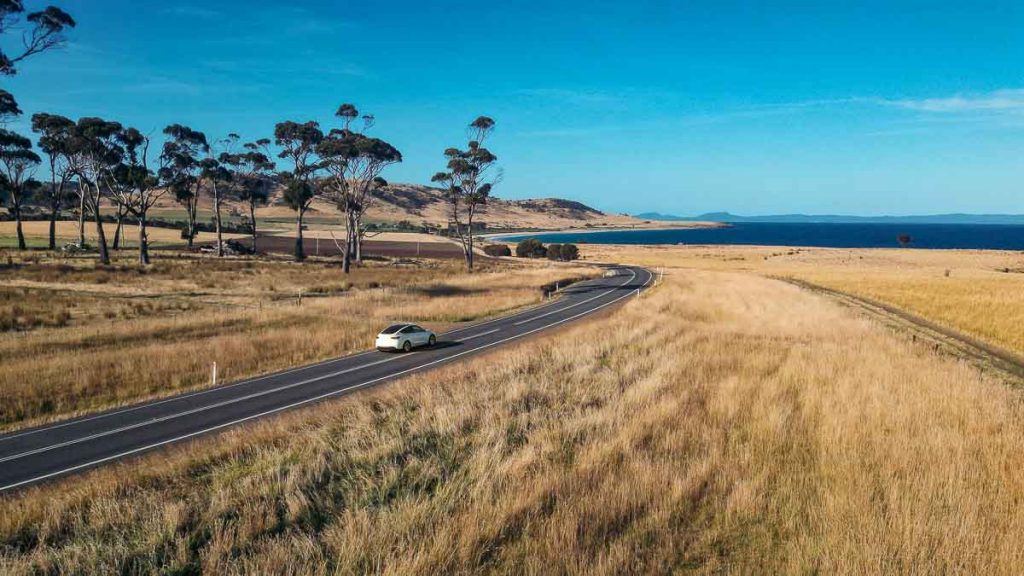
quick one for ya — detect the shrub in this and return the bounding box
[515,238,547,258]
[546,244,563,260]
[483,244,512,257]
[545,243,579,261]
[560,244,580,261]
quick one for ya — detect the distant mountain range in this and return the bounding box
[635,211,1024,225]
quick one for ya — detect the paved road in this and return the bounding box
[0,266,653,493]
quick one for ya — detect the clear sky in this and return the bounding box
[5,0,1024,216]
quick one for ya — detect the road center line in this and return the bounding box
[456,328,501,342]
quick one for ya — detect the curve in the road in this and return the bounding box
[0,266,652,493]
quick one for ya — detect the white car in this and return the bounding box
[375,323,436,352]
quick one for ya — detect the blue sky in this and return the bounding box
[5,0,1024,216]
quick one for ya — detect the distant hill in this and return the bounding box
[152,182,658,231]
[636,211,1024,225]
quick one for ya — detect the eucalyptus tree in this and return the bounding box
[273,120,323,261]
[107,127,162,264]
[199,155,231,257]
[0,2,75,124]
[0,2,75,76]
[67,117,122,264]
[159,124,208,249]
[431,116,499,271]
[220,138,274,251]
[30,112,74,249]
[318,104,401,273]
[0,128,40,249]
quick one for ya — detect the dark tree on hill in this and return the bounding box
[159,124,208,249]
[67,117,122,264]
[0,128,40,249]
[220,138,274,252]
[107,127,162,265]
[274,120,323,261]
[30,112,74,249]
[318,103,402,273]
[432,116,499,271]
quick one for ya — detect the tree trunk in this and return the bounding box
[294,211,305,261]
[48,203,58,251]
[77,191,86,246]
[354,216,363,263]
[138,215,150,265]
[112,210,123,250]
[13,204,25,250]
[464,215,474,271]
[342,211,354,274]
[186,200,196,250]
[249,201,258,252]
[93,190,110,265]
[214,186,223,257]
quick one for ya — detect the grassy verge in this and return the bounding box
[0,252,596,430]
[3,269,1024,573]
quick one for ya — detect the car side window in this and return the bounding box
[411,325,423,332]
[399,326,413,334]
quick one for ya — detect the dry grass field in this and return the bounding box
[584,244,1024,357]
[0,220,244,249]
[4,269,1024,573]
[0,252,595,430]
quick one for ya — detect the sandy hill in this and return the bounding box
[193,182,662,231]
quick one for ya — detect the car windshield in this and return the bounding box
[380,324,407,334]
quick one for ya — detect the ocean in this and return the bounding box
[494,222,1024,250]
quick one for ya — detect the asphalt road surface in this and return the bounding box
[0,266,652,493]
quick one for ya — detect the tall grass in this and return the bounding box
[0,253,595,430]
[586,244,1024,356]
[3,270,1023,573]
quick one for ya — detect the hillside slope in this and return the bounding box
[251,183,654,230]
[146,182,683,231]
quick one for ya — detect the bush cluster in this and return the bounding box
[483,244,512,257]
[514,238,579,261]
[546,243,580,261]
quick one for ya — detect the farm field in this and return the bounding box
[582,244,1024,358]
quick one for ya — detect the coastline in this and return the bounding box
[481,221,727,241]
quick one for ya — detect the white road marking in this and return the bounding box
[0,268,651,492]
[456,328,500,342]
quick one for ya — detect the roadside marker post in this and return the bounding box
[212,362,217,386]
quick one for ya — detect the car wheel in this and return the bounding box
[428,335,436,347]
[402,340,412,353]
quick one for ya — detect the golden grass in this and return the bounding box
[585,244,1024,356]
[0,220,244,247]
[0,252,596,430]
[4,270,1024,573]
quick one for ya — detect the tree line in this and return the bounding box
[0,2,499,272]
